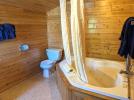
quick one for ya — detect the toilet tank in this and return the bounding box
[46,48,62,61]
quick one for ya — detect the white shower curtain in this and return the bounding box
[70,0,88,83]
[59,0,72,66]
[60,0,88,83]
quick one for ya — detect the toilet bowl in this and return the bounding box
[40,60,56,78]
[40,48,62,78]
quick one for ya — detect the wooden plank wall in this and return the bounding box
[47,7,63,49]
[47,0,134,61]
[0,5,47,92]
[85,0,134,61]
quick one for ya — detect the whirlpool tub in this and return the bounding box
[57,58,129,100]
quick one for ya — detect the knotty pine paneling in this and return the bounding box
[47,7,63,48]
[47,4,72,50]
[0,5,47,92]
[85,0,133,61]
[0,0,60,13]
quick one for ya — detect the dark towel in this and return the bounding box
[2,23,16,40]
[0,25,4,41]
[118,17,134,58]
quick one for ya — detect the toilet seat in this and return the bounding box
[40,60,56,69]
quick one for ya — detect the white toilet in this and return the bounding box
[40,48,62,78]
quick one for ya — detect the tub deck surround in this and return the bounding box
[57,58,129,100]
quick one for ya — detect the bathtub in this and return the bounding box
[59,58,129,100]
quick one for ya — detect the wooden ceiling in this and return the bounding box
[0,0,60,13]
[0,0,90,13]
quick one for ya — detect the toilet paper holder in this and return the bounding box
[19,44,29,52]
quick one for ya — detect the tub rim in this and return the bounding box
[58,58,129,100]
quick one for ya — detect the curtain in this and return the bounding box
[60,0,88,83]
[59,0,72,66]
[70,0,88,83]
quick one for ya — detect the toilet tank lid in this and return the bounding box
[46,48,63,52]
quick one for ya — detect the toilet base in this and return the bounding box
[43,69,50,78]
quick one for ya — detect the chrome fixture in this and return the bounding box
[120,54,134,75]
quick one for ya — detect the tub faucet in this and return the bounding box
[120,55,134,75]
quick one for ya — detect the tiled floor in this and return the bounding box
[0,73,62,100]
